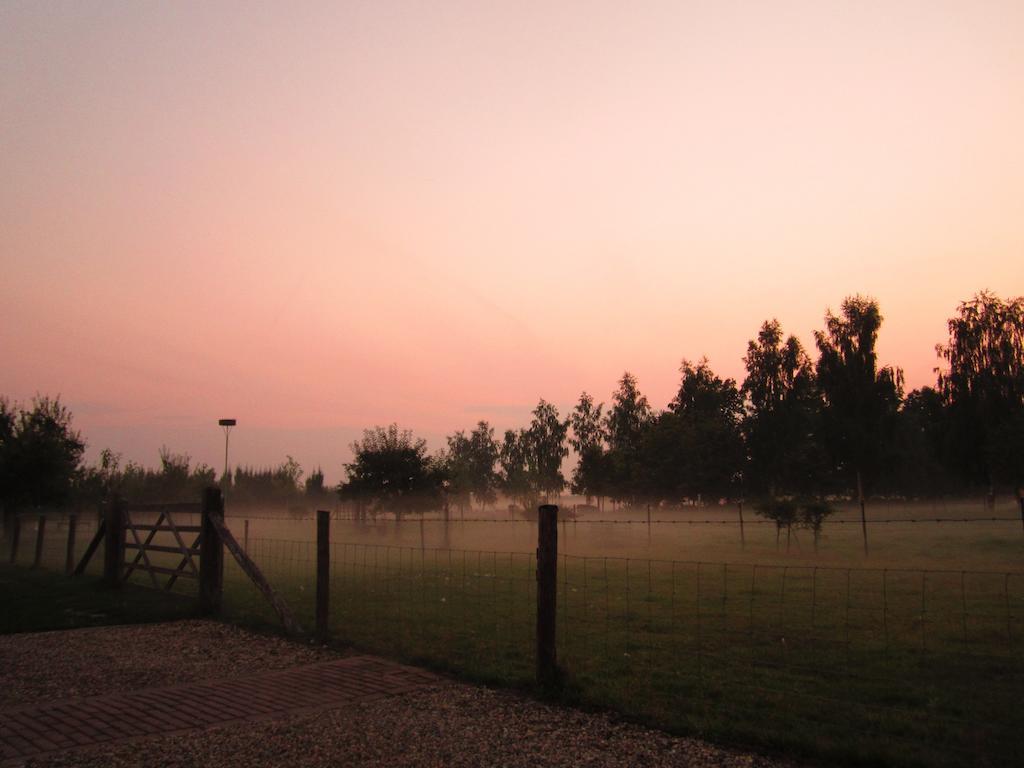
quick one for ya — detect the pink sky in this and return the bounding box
[2,1,1022,482]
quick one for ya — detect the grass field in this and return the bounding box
[7,498,1024,768]
[221,535,1024,768]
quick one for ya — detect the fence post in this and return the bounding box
[857,470,869,556]
[103,498,125,588]
[536,503,559,690]
[244,519,250,554]
[200,487,225,615]
[738,500,746,549]
[33,515,46,569]
[65,514,78,574]
[9,514,21,564]
[316,510,330,640]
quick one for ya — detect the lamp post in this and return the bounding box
[218,419,236,486]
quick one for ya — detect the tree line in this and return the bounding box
[339,291,1024,520]
[1,291,1021,528]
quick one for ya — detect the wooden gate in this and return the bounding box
[71,490,301,635]
[122,502,202,590]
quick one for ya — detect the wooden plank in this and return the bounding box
[130,524,202,533]
[125,542,200,555]
[209,511,302,635]
[123,511,165,584]
[131,563,198,578]
[165,533,202,591]
[72,519,105,576]
[123,509,160,588]
[163,510,199,575]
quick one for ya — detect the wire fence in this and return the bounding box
[6,506,1024,766]
[219,530,1023,768]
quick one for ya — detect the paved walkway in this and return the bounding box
[0,655,439,764]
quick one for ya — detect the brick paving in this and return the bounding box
[0,655,439,764]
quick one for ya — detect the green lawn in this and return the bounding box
[0,564,198,635]
[218,539,1024,768]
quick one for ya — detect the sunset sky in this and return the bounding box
[2,1,1022,481]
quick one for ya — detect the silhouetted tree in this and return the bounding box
[741,320,826,498]
[445,422,500,514]
[641,359,744,503]
[815,296,902,552]
[305,466,326,496]
[445,430,475,514]
[499,428,534,512]
[569,392,608,503]
[526,400,570,500]
[886,387,950,496]
[937,291,1024,499]
[604,372,652,502]
[339,425,444,518]
[499,401,569,511]
[0,396,85,512]
[467,421,500,508]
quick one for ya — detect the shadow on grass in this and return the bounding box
[0,564,199,635]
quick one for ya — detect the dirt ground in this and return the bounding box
[2,621,801,768]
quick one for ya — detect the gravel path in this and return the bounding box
[2,621,801,767]
[31,684,792,768]
[0,621,343,707]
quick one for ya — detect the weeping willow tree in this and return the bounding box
[937,291,1024,505]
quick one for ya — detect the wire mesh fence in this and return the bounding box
[6,505,1023,767]
[217,524,1023,768]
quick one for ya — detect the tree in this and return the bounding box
[0,396,85,510]
[937,291,1024,498]
[445,421,499,514]
[604,373,652,502]
[815,296,902,553]
[527,400,570,501]
[445,430,475,514]
[641,359,744,503]
[339,425,445,518]
[499,401,569,512]
[569,392,607,503]
[499,428,534,512]
[886,387,950,496]
[741,320,825,498]
[467,421,500,508]
[305,466,326,496]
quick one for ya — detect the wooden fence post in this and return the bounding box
[200,487,225,615]
[65,514,78,574]
[738,500,746,550]
[243,519,250,554]
[103,498,125,588]
[9,514,21,564]
[536,503,559,690]
[316,510,330,640]
[33,515,46,569]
